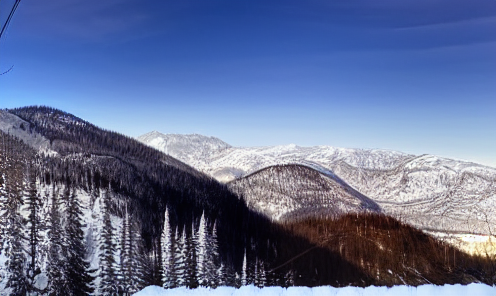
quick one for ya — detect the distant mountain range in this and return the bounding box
[138,131,496,236]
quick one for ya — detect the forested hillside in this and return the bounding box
[228,164,380,221]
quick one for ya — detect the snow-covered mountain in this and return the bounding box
[137,131,414,183]
[137,131,232,171]
[327,154,496,235]
[228,164,380,221]
[138,132,496,236]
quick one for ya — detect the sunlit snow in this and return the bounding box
[132,284,496,296]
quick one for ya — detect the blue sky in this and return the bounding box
[1,0,495,167]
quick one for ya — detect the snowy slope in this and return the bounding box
[0,109,56,155]
[228,164,380,221]
[328,154,496,234]
[137,132,413,182]
[137,131,232,174]
[133,284,496,296]
[138,132,496,236]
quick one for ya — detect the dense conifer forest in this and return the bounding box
[0,106,494,295]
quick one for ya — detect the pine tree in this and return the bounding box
[25,161,42,292]
[64,185,94,295]
[205,220,220,287]
[46,184,68,295]
[128,220,146,293]
[241,248,248,286]
[119,207,130,294]
[98,189,119,295]
[196,212,207,286]
[4,157,28,295]
[161,208,172,288]
[168,227,180,288]
[185,222,198,288]
[119,206,145,294]
[173,226,187,287]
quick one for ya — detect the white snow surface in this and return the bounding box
[132,284,496,296]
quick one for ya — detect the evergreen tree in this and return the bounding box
[119,206,145,294]
[128,219,146,293]
[64,185,94,295]
[196,212,207,286]
[216,263,225,287]
[185,222,198,288]
[4,157,28,295]
[98,189,119,295]
[119,207,129,294]
[160,208,172,288]
[25,161,42,292]
[168,227,181,288]
[205,220,220,287]
[174,226,187,287]
[46,184,68,295]
[241,249,248,286]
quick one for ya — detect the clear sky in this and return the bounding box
[1,0,495,167]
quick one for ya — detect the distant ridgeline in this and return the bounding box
[0,106,494,295]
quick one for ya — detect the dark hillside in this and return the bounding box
[281,213,494,286]
[9,106,238,239]
[7,106,277,286]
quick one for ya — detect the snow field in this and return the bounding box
[133,284,496,296]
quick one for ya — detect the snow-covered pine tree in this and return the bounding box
[185,222,198,288]
[205,220,220,287]
[46,184,68,295]
[241,248,247,286]
[25,161,42,292]
[4,154,28,295]
[98,189,118,295]
[119,206,129,293]
[169,226,182,288]
[128,220,147,293]
[216,262,225,287]
[160,208,172,288]
[64,185,94,295]
[119,206,145,294]
[196,212,207,286]
[174,226,187,287]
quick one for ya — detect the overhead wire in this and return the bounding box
[0,0,21,75]
[0,0,21,41]
[0,64,13,75]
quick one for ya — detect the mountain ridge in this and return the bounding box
[139,131,496,237]
[228,163,381,221]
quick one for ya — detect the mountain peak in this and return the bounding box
[137,132,231,167]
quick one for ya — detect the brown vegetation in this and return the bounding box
[279,213,494,286]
